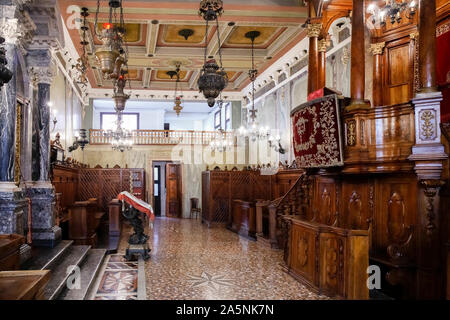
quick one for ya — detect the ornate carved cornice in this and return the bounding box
[28,66,55,85]
[306,23,322,38]
[370,42,385,55]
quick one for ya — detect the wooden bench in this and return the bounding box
[68,198,105,246]
[283,217,369,299]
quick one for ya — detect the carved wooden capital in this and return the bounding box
[410,31,419,40]
[306,23,322,38]
[318,39,329,52]
[370,42,385,55]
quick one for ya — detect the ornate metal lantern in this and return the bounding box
[93,0,126,77]
[168,63,184,116]
[0,37,13,88]
[113,74,130,112]
[198,0,228,107]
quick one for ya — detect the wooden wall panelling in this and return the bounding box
[313,176,337,226]
[371,174,417,299]
[340,178,372,231]
[383,37,414,105]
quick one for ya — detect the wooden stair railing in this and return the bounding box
[261,172,312,249]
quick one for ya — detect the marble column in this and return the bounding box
[370,42,385,107]
[347,0,369,110]
[27,63,61,247]
[307,23,322,95]
[317,38,328,90]
[0,14,27,239]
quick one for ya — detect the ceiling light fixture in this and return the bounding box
[178,28,194,40]
[169,63,184,116]
[197,0,228,107]
[93,0,126,77]
[72,7,90,88]
[367,0,417,27]
[238,31,270,142]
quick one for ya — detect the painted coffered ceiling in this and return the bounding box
[57,0,308,99]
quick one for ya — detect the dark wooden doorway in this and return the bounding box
[166,163,182,218]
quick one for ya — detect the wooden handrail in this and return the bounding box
[89,129,233,146]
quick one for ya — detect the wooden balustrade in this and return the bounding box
[89,129,233,146]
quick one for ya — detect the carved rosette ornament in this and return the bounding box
[306,23,322,38]
[370,42,385,55]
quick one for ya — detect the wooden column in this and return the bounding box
[318,39,328,89]
[418,0,437,93]
[307,23,322,95]
[370,42,385,107]
[348,0,368,110]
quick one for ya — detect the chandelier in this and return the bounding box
[72,7,90,87]
[0,37,13,88]
[237,31,270,142]
[367,0,417,27]
[197,0,228,107]
[104,113,133,152]
[93,0,126,78]
[167,63,183,116]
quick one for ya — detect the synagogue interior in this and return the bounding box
[0,0,449,302]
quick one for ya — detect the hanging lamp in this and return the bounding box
[197,0,228,107]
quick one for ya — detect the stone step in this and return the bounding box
[42,245,91,300]
[57,249,107,300]
[24,240,74,270]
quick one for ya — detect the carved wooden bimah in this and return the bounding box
[118,191,155,261]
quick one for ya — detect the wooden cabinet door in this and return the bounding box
[166,163,182,218]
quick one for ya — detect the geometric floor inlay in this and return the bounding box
[186,271,235,291]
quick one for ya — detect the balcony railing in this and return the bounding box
[89,129,234,146]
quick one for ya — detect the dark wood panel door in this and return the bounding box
[166,163,182,218]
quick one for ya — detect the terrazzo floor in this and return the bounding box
[117,217,329,300]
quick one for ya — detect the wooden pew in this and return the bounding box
[230,200,256,240]
[283,216,369,300]
[68,199,102,246]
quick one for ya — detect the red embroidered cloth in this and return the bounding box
[291,94,344,168]
[118,191,155,222]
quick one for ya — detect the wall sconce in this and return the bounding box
[268,135,286,154]
[68,129,89,152]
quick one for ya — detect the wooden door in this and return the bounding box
[166,163,182,218]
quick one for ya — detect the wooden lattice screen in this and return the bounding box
[78,168,146,212]
[202,170,274,226]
